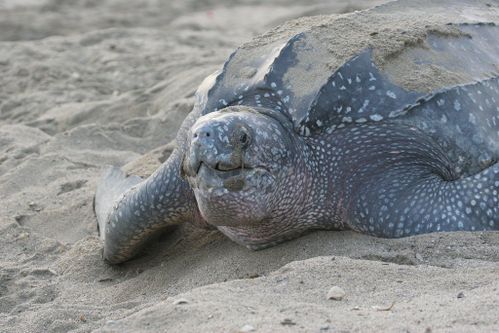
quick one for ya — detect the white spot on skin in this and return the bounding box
[370,114,383,121]
[469,113,476,125]
[386,91,397,99]
[358,100,369,113]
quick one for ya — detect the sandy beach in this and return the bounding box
[1,0,498,332]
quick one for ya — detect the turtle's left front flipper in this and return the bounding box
[95,149,198,264]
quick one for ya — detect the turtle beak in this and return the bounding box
[180,149,202,179]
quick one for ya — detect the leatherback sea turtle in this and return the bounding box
[95,0,499,263]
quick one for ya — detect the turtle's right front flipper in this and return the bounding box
[95,149,198,264]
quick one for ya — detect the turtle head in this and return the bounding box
[182,105,305,227]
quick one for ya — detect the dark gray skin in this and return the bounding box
[95,0,499,264]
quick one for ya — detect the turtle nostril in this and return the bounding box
[193,129,212,139]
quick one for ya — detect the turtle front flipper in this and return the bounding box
[95,149,198,264]
[339,123,498,237]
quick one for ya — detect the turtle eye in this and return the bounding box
[237,129,251,148]
[239,133,248,144]
[231,125,251,148]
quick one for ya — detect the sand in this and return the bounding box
[0,0,498,332]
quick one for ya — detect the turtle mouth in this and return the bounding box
[193,162,269,193]
[196,161,251,178]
